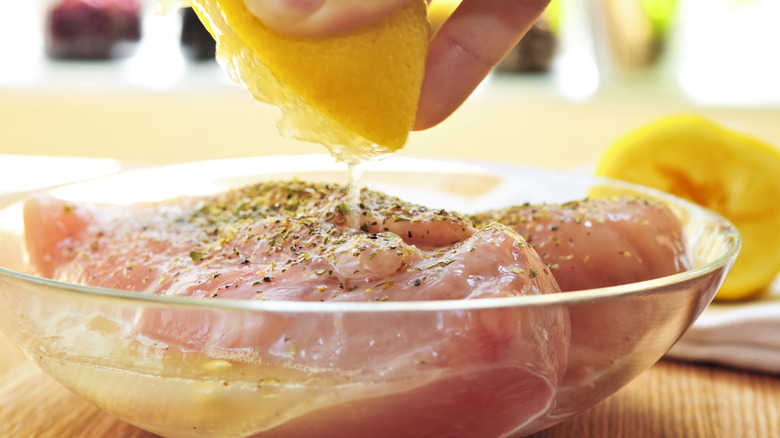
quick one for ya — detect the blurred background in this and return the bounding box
[0,0,778,171]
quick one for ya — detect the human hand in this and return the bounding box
[244,0,551,130]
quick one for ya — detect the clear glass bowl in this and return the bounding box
[0,155,739,438]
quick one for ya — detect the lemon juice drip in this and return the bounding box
[346,161,365,229]
[347,162,364,205]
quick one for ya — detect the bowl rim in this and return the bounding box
[0,155,741,313]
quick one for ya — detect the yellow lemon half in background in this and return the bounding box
[187,0,430,162]
[595,114,780,301]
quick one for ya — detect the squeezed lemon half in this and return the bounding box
[174,0,429,163]
[595,114,780,301]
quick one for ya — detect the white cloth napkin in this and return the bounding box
[666,277,780,374]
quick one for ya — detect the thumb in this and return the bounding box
[244,0,411,37]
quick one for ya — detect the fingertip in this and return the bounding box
[413,0,551,131]
[412,34,489,131]
[412,106,444,131]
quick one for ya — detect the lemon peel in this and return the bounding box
[185,0,429,163]
[595,114,780,301]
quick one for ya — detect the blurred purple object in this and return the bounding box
[45,0,141,60]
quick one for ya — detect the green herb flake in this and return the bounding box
[335,202,351,216]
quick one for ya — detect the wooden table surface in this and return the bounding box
[2,332,778,438]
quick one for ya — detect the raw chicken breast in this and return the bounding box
[470,196,691,291]
[472,196,692,409]
[23,180,569,438]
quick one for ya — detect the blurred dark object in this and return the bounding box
[45,0,141,60]
[181,7,216,61]
[495,20,557,74]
